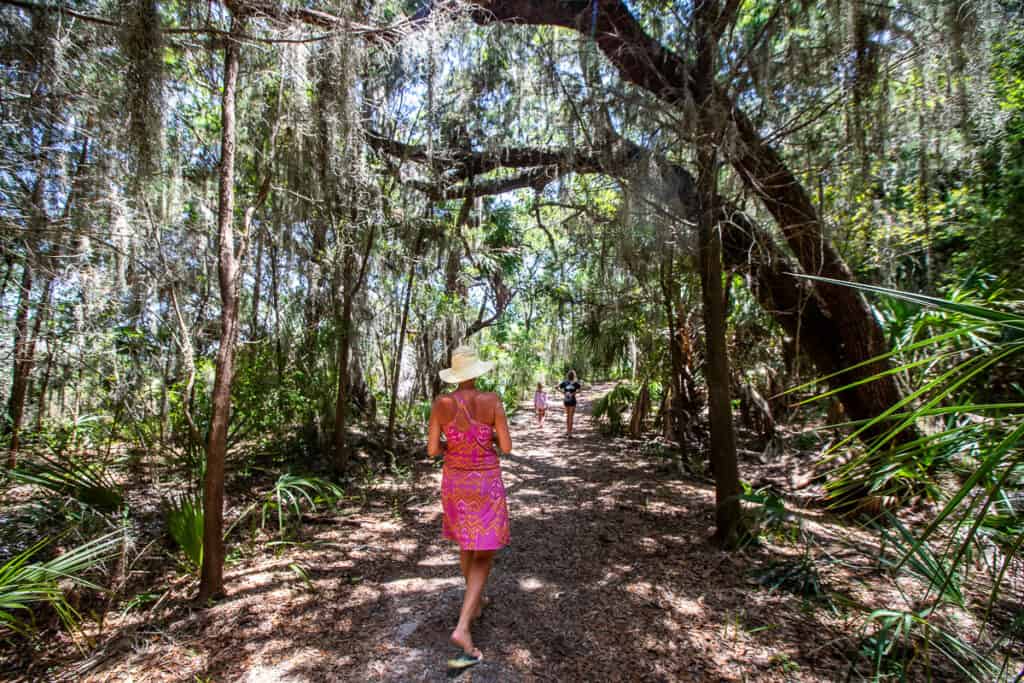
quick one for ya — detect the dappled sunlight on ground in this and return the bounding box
[71,384,926,681]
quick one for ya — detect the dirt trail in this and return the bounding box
[79,384,859,682]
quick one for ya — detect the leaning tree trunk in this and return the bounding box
[200,15,242,602]
[472,0,917,447]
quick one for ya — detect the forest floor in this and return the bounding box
[9,384,1018,682]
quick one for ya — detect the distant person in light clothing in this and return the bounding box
[533,382,548,427]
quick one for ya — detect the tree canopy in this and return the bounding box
[1,0,1023,679]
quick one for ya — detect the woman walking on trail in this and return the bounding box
[427,346,512,669]
[558,370,582,437]
[533,382,548,428]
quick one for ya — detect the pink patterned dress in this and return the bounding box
[441,393,510,550]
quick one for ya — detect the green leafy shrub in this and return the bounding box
[260,474,344,539]
[591,382,637,435]
[225,473,345,542]
[9,454,123,511]
[794,276,1024,680]
[164,492,204,571]
[0,531,122,636]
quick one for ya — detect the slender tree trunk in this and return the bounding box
[250,223,263,338]
[270,238,284,387]
[169,287,203,450]
[386,230,423,450]
[332,223,376,473]
[697,171,742,545]
[34,311,56,432]
[0,250,13,304]
[332,272,355,471]
[6,260,34,468]
[695,0,743,546]
[159,350,173,446]
[658,257,686,444]
[200,16,242,602]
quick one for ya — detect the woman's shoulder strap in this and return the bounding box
[451,392,477,422]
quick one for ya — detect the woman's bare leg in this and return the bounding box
[459,550,487,619]
[450,550,496,657]
[566,405,576,435]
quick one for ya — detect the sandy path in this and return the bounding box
[324,385,852,682]
[78,385,857,682]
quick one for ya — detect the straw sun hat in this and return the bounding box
[439,345,495,384]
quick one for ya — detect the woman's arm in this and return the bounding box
[493,399,513,454]
[427,398,444,457]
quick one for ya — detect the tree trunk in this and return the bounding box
[270,237,284,388]
[332,278,355,472]
[658,257,687,445]
[6,261,34,468]
[34,308,56,432]
[473,0,915,445]
[332,223,376,473]
[250,223,263,338]
[694,0,743,547]
[199,16,242,602]
[629,383,650,438]
[0,250,13,304]
[386,229,424,451]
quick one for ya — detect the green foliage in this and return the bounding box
[0,531,122,636]
[224,473,345,542]
[857,608,1007,682]
[259,474,344,540]
[740,484,798,543]
[9,454,124,512]
[794,277,1024,679]
[794,275,1024,501]
[590,382,637,435]
[754,553,829,606]
[164,492,204,572]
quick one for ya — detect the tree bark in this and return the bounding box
[469,0,914,445]
[658,256,690,445]
[250,223,263,338]
[331,222,376,473]
[385,228,424,451]
[31,282,55,433]
[0,250,13,304]
[199,15,242,602]
[6,260,35,468]
[694,0,744,546]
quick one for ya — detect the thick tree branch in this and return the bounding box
[371,131,888,435]
[0,0,415,45]
[466,0,914,446]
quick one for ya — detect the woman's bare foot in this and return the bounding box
[450,627,481,658]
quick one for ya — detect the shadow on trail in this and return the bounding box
[89,387,860,682]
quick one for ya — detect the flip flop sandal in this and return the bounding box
[446,655,481,671]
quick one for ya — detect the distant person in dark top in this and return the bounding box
[558,370,582,437]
